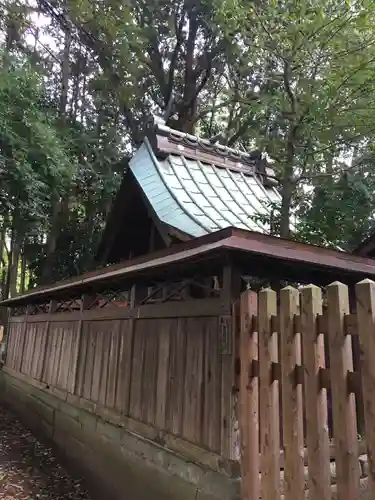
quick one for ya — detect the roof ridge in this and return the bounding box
[155,123,259,164]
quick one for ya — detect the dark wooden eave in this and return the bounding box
[4,227,375,306]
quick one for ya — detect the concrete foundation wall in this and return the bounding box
[0,369,240,500]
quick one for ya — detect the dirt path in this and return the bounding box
[0,404,92,500]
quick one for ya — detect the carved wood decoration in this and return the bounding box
[85,290,131,310]
[27,302,50,315]
[142,276,222,304]
[11,306,27,317]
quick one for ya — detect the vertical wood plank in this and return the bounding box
[9,323,17,369]
[203,317,221,453]
[182,319,204,443]
[15,323,23,372]
[220,315,236,459]
[52,326,63,387]
[72,295,89,395]
[258,288,279,500]
[40,300,56,384]
[17,311,28,373]
[327,282,360,500]
[351,334,365,437]
[45,325,55,385]
[57,327,66,388]
[30,324,37,376]
[30,324,37,375]
[19,324,26,373]
[14,323,22,370]
[67,321,80,394]
[21,323,30,374]
[42,325,53,384]
[58,326,71,390]
[37,323,46,379]
[17,322,25,372]
[167,318,187,435]
[142,320,159,424]
[22,323,32,375]
[65,325,75,390]
[45,324,54,384]
[34,324,43,379]
[11,324,18,370]
[356,279,375,494]
[129,320,145,420]
[301,285,331,500]
[115,319,133,414]
[5,323,15,369]
[106,320,120,409]
[12,324,18,371]
[83,324,96,401]
[99,324,111,407]
[280,286,304,500]
[217,262,242,461]
[239,290,259,500]
[34,324,41,379]
[91,324,103,402]
[50,325,59,386]
[155,319,171,429]
[37,321,48,381]
[76,322,89,397]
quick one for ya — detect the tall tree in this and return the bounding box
[215,0,375,238]
[0,56,75,295]
[38,0,228,142]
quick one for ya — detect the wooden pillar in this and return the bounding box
[220,262,242,461]
[221,262,242,310]
[131,283,147,307]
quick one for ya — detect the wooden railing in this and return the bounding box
[238,279,375,500]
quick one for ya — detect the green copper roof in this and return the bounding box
[129,136,281,237]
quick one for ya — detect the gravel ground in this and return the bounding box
[0,404,92,500]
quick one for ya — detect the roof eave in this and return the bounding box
[3,227,375,307]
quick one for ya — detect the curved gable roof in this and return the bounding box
[129,137,281,238]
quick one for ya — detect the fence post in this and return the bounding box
[355,279,375,494]
[327,282,360,499]
[239,290,259,500]
[300,285,331,500]
[258,288,279,500]
[280,286,304,500]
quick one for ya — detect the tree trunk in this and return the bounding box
[0,229,5,300]
[1,269,7,301]
[20,252,27,292]
[42,27,71,284]
[280,177,293,239]
[41,196,61,284]
[59,27,71,121]
[8,229,22,298]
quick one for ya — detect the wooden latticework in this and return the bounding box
[85,290,131,309]
[238,281,374,500]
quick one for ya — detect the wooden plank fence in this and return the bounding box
[239,279,375,500]
[5,304,233,457]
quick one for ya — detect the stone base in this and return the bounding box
[0,370,240,500]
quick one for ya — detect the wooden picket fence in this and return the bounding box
[238,279,375,500]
